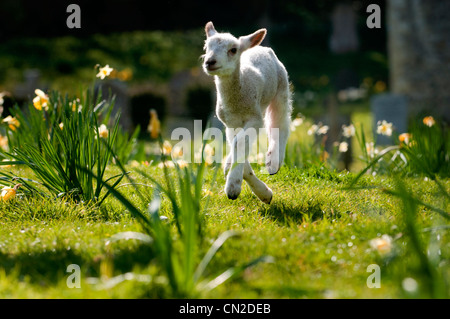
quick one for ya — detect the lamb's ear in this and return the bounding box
[205,21,217,38]
[239,28,267,51]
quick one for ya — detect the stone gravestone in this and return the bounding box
[371,93,408,145]
[329,3,359,54]
[13,69,44,103]
[96,80,133,132]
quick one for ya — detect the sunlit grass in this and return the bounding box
[0,162,447,298]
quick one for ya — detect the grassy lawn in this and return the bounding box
[0,163,448,298]
[0,65,447,299]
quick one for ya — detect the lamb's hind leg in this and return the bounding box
[265,88,291,175]
[243,161,272,204]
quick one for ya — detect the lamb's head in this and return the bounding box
[202,21,267,77]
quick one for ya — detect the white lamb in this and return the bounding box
[202,21,292,204]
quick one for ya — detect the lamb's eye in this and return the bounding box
[229,48,237,54]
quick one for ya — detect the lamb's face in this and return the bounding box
[203,34,241,77]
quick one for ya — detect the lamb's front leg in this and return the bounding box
[224,118,261,200]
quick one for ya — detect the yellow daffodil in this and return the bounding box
[2,115,20,131]
[171,145,184,158]
[307,124,319,136]
[342,124,355,138]
[162,140,172,156]
[370,234,393,255]
[98,124,109,139]
[175,159,189,168]
[398,133,412,146]
[423,116,435,127]
[376,120,393,136]
[317,125,329,135]
[338,141,349,153]
[308,123,328,136]
[33,89,49,111]
[365,142,379,158]
[1,183,21,201]
[0,134,8,151]
[96,64,114,80]
[290,116,304,131]
[148,109,160,139]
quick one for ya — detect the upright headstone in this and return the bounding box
[371,93,408,145]
[13,69,43,102]
[388,0,450,121]
[329,3,359,54]
[96,80,133,132]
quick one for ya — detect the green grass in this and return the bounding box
[0,163,448,298]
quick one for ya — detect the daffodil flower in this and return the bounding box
[423,116,435,127]
[307,124,319,136]
[171,145,184,158]
[342,124,355,138]
[175,159,189,168]
[33,89,49,111]
[317,125,329,135]
[290,116,304,131]
[0,134,8,151]
[398,133,412,146]
[308,123,328,136]
[98,124,109,139]
[370,234,393,255]
[96,65,114,80]
[365,142,379,158]
[338,141,348,153]
[162,140,172,156]
[1,183,21,201]
[148,109,160,139]
[376,120,393,136]
[2,115,20,131]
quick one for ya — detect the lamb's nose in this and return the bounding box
[206,59,216,67]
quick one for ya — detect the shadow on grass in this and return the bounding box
[259,199,325,227]
[0,243,154,285]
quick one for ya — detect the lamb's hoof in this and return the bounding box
[261,194,272,204]
[256,188,273,204]
[266,160,280,175]
[225,182,241,200]
[266,151,280,175]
